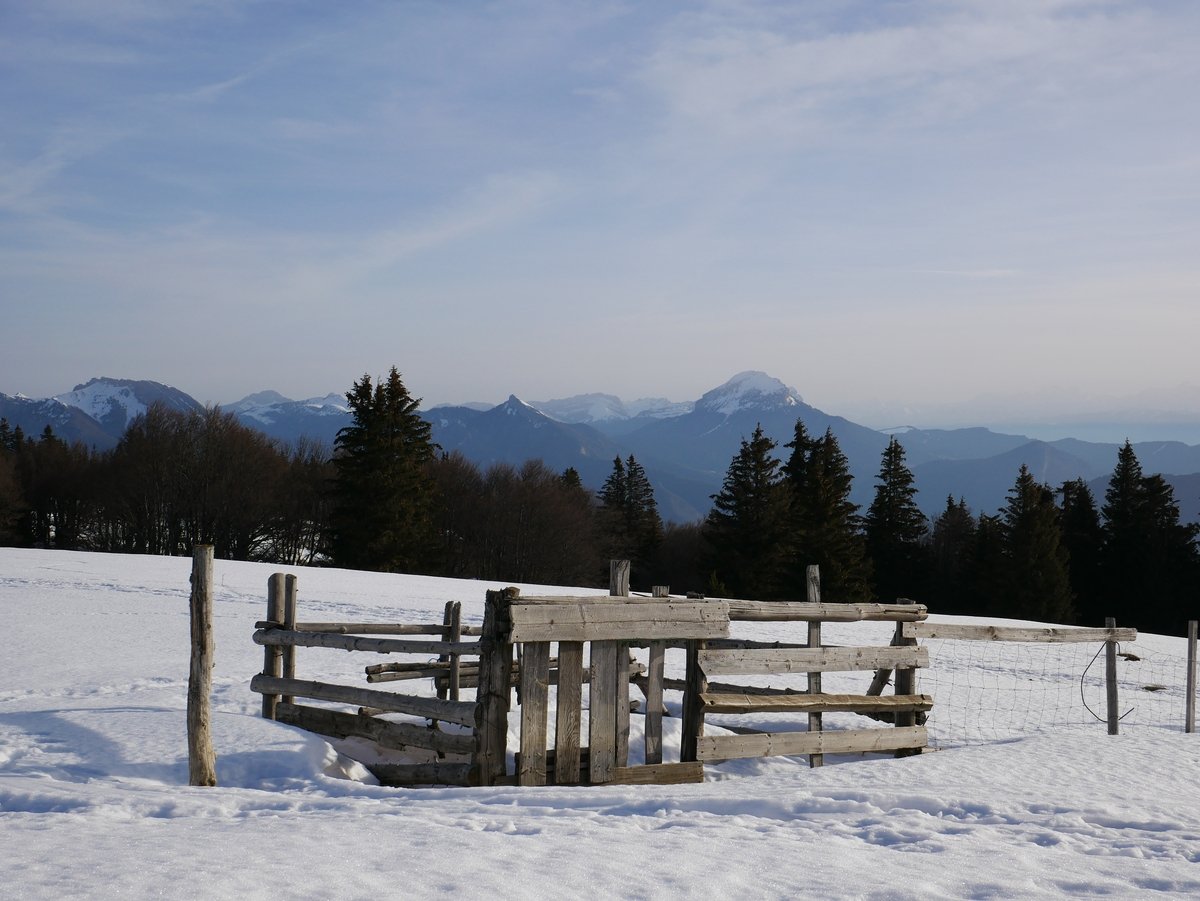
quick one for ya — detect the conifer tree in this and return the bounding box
[703,425,790,599]
[1001,465,1073,623]
[864,436,928,602]
[597,454,663,575]
[928,496,975,612]
[1058,478,1103,624]
[784,424,872,602]
[1099,442,1199,632]
[331,367,437,573]
[967,512,1007,617]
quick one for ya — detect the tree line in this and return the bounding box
[2,368,1197,634]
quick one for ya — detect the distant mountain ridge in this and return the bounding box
[6,373,1200,523]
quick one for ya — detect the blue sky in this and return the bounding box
[2,0,1198,435]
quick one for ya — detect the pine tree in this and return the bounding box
[703,425,791,599]
[1100,442,1199,632]
[928,496,975,613]
[864,436,928,602]
[330,368,437,573]
[784,424,873,602]
[1001,465,1073,623]
[597,454,663,576]
[1058,478,1103,625]
[967,512,1007,617]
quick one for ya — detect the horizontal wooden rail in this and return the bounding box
[276,702,474,756]
[369,762,472,787]
[902,622,1137,643]
[257,622,483,637]
[508,601,729,643]
[723,601,928,622]
[250,674,478,727]
[253,628,480,657]
[697,725,927,761]
[698,646,928,676]
[701,692,934,715]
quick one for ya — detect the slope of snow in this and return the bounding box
[2,547,1199,899]
[54,380,149,426]
[696,371,803,417]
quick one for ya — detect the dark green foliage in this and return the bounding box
[928,496,976,612]
[967,513,1008,617]
[1098,442,1200,633]
[784,423,873,602]
[703,425,791,599]
[597,455,663,579]
[864,437,929,602]
[1058,478,1103,624]
[331,368,438,573]
[1001,465,1074,624]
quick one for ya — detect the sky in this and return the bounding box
[2,0,1198,436]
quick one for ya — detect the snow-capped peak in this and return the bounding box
[696,371,803,416]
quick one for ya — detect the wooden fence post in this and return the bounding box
[471,588,516,786]
[262,574,285,719]
[806,565,824,768]
[187,545,217,787]
[1185,620,1197,734]
[894,598,919,756]
[645,586,669,765]
[1105,617,1120,736]
[282,574,297,705]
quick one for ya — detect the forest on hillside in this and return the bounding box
[1,368,1196,637]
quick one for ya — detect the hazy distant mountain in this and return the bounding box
[7,371,1200,524]
[225,391,350,448]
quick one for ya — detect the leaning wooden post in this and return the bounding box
[806,565,824,768]
[187,545,217,787]
[261,574,285,719]
[471,588,517,786]
[1185,620,1196,734]
[1105,616,1120,736]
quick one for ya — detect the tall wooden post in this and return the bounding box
[471,588,516,786]
[646,586,669,765]
[1186,620,1197,734]
[894,598,919,756]
[262,574,285,719]
[187,545,217,787]
[1105,617,1120,736]
[282,574,297,705]
[806,565,823,768]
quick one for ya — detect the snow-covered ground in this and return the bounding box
[3,547,1198,899]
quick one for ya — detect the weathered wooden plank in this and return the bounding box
[894,600,919,742]
[609,762,703,786]
[367,762,472,787]
[253,628,479,657]
[281,574,298,706]
[511,620,729,643]
[698,646,929,676]
[249,675,478,727]
[555,641,584,785]
[616,643,631,767]
[680,638,708,763]
[276,702,474,756]
[513,595,668,605]
[265,622,482,636]
[806,565,823,769]
[511,601,726,623]
[188,545,217,787]
[471,588,517,787]
[697,726,927,761]
[589,641,619,784]
[645,639,666,765]
[724,601,928,623]
[448,601,462,701]
[518,641,551,786]
[701,693,934,715]
[261,573,285,720]
[902,622,1137,643]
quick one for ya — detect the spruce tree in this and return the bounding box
[1100,442,1199,632]
[784,424,873,602]
[331,367,437,573]
[1001,465,1074,623]
[1058,478,1103,624]
[928,496,975,613]
[597,454,663,576]
[703,425,790,599]
[864,436,928,602]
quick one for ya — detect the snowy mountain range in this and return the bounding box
[4,372,1200,523]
